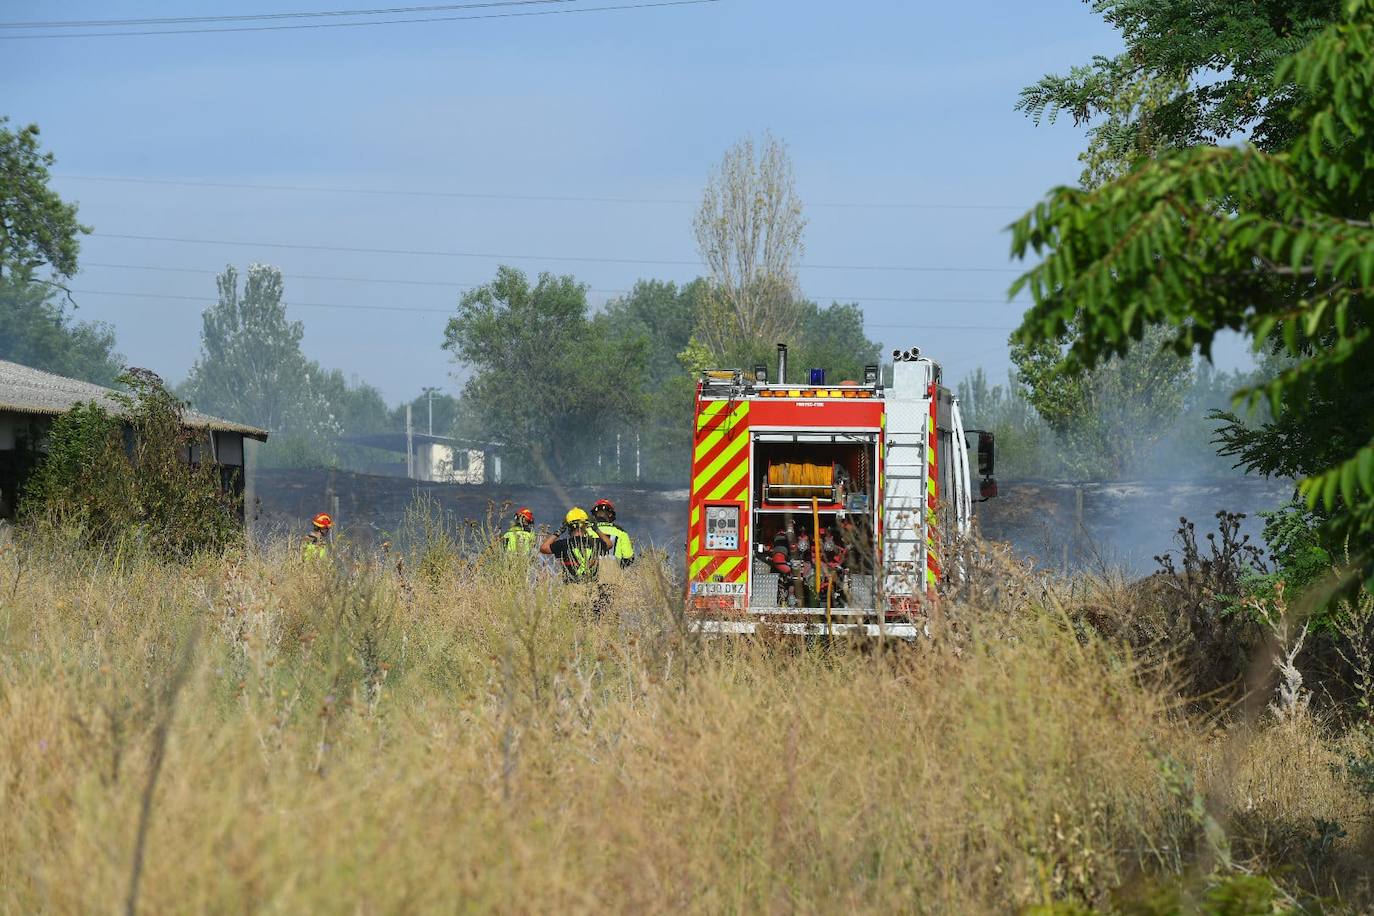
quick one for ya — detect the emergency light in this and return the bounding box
[809,368,826,385]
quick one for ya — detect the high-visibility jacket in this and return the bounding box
[551,532,602,583]
[502,526,536,553]
[597,523,635,566]
[302,537,329,560]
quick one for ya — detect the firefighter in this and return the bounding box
[502,507,537,554]
[590,498,634,567]
[540,508,613,584]
[302,512,332,560]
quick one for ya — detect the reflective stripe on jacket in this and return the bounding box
[556,533,602,582]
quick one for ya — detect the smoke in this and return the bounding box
[960,358,1288,576]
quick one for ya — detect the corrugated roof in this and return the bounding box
[0,360,269,440]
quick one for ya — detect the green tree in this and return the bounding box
[1011,324,1193,478]
[793,300,883,383]
[183,264,314,434]
[443,266,648,483]
[0,118,89,280]
[1018,1,1340,186]
[0,118,117,382]
[958,368,1063,479]
[1009,1,1374,584]
[390,390,463,438]
[182,264,384,468]
[601,279,704,481]
[0,273,122,385]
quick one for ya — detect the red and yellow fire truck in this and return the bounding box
[686,344,995,637]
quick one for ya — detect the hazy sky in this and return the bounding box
[2,0,1214,406]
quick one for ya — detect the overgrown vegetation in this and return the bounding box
[2,524,1372,912]
[1013,0,1374,591]
[21,368,242,558]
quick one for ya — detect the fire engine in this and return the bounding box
[685,343,996,637]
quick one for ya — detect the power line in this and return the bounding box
[72,288,446,315]
[81,261,1028,304]
[68,287,1020,332]
[0,0,720,40]
[92,233,1026,274]
[0,1,578,29]
[54,174,1025,212]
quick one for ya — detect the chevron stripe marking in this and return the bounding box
[694,401,749,460]
[693,429,749,494]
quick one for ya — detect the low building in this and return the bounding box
[0,360,268,524]
[344,432,502,484]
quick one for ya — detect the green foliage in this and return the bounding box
[1260,501,1334,595]
[1011,324,1193,478]
[0,117,89,279]
[1011,1,1374,586]
[181,264,389,469]
[959,359,1256,481]
[182,264,312,435]
[22,369,242,558]
[957,368,1063,478]
[20,402,134,535]
[443,266,649,484]
[1019,0,1340,185]
[0,119,115,381]
[601,279,703,482]
[390,390,463,438]
[0,271,122,385]
[442,266,880,485]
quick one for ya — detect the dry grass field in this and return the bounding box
[1,528,1371,913]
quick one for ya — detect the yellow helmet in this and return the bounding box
[565,507,590,526]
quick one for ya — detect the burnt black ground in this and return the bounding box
[254,468,1293,575]
[253,467,688,553]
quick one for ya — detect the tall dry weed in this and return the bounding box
[0,534,1370,912]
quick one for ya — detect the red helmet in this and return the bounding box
[312,513,333,530]
[516,507,534,523]
[593,498,615,512]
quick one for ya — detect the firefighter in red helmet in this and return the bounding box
[303,512,332,560]
[503,506,537,554]
[590,498,634,567]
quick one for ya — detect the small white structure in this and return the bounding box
[414,441,501,484]
[344,430,502,484]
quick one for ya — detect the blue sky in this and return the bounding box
[2,0,1175,405]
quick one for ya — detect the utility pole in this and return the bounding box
[421,386,440,436]
[405,403,414,480]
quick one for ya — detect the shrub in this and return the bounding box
[21,368,242,558]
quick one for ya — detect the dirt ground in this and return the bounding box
[254,468,1293,574]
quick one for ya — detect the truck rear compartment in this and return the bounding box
[748,436,881,618]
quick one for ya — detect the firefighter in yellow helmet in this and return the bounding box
[540,507,612,584]
[302,512,332,560]
[502,507,537,554]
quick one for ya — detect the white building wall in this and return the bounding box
[417,443,487,484]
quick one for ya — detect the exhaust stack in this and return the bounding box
[776,343,789,385]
